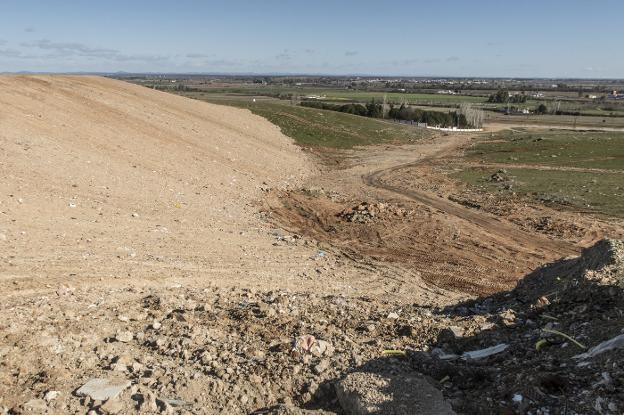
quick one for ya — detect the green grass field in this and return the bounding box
[454,129,624,217]
[182,93,432,148]
[467,129,624,170]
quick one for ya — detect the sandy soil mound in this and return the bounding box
[0,75,316,292]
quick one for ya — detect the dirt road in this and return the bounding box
[363,134,574,258]
[273,131,606,297]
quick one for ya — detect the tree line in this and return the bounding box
[488,89,528,103]
[300,100,483,128]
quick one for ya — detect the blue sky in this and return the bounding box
[1,0,622,77]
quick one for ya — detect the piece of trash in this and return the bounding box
[439,375,450,384]
[543,328,586,350]
[535,296,550,309]
[294,334,316,353]
[382,349,406,357]
[162,398,190,407]
[512,394,523,403]
[461,343,509,360]
[573,334,624,360]
[431,347,460,361]
[535,339,550,351]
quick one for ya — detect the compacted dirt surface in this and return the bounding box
[1,76,624,415]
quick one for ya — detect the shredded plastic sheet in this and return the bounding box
[574,334,624,360]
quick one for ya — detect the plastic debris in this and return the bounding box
[574,334,624,360]
[433,344,509,361]
[294,334,316,353]
[461,343,509,360]
[543,328,586,350]
[535,339,550,351]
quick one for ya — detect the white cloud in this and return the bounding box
[21,39,168,63]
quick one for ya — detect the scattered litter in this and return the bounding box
[162,398,190,408]
[535,339,549,351]
[574,334,624,360]
[294,334,316,353]
[461,343,509,360]
[543,328,586,350]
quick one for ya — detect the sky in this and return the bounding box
[0,0,622,78]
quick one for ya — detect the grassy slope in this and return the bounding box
[181,93,432,148]
[454,129,624,217]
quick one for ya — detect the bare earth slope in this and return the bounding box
[0,75,317,293]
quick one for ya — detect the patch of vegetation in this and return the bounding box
[454,129,624,217]
[487,89,528,103]
[301,100,474,128]
[183,93,431,148]
[466,129,624,171]
[454,167,624,218]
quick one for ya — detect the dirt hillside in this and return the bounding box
[0,75,321,294]
[2,77,623,415]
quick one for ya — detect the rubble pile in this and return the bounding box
[1,239,623,414]
[412,239,624,414]
[0,287,452,414]
[338,202,413,224]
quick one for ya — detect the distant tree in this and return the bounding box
[366,99,384,118]
[536,103,548,114]
[459,103,484,128]
[488,89,510,103]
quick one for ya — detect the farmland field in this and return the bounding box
[158,84,487,105]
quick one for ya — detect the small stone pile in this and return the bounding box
[338,202,413,224]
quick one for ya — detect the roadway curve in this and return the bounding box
[362,133,576,259]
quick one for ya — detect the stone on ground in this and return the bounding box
[75,378,131,401]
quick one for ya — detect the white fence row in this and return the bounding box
[425,126,483,132]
